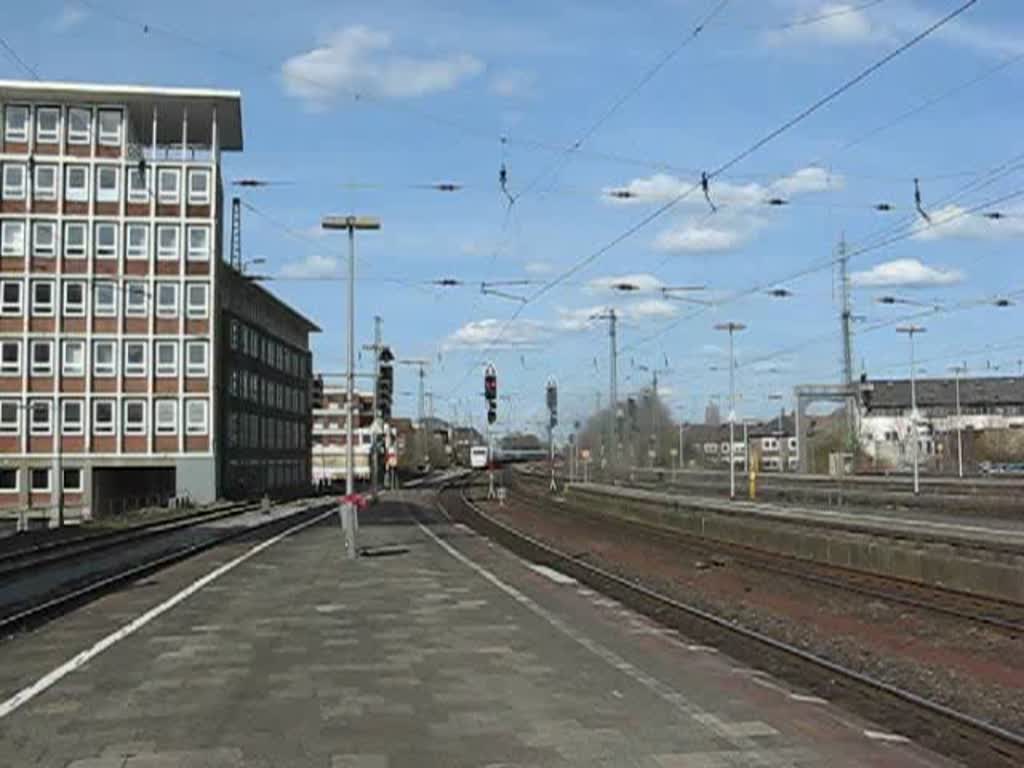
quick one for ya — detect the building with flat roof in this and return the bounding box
[0,79,317,521]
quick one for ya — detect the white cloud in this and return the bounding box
[763,3,890,48]
[282,25,483,108]
[524,260,554,275]
[586,273,664,294]
[851,258,963,288]
[278,254,339,279]
[653,221,748,254]
[490,68,537,99]
[444,318,547,350]
[626,299,678,320]
[911,204,1024,242]
[556,299,678,330]
[56,3,88,31]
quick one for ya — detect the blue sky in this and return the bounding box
[5,0,1024,433]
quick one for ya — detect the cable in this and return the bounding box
[745,0,888,33]
[0,34,39,79]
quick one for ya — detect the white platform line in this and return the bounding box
[527,564,578,585]
[864,729,911,743]
[0,509,333,721]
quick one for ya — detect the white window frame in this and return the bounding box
[123,399,147,435]
[124,340,147,377]
[0,400,20,434]
[1,220,26,257]
[3,163,26,200]
[125,282,148,317]
[127,165,150,203]
[186,399,208,435]
[92,399,115,436]
[65,165,89,203]
[61,340,85,377]
[156,282,178,317]
[63,221,87,259]
[30,467,51,493]
[34,164,58,200]
[155,340,178,377]
[92,340,116,377]
[29,399,52,436]
[62,281,86,317]
[185,282,209,318]
[97,109,122,147]
[185,341,208,377]
[0,467,17,492]
[126,223,149,260]
[32,221,57,258]
[29,339,54,376]
[155,399,178,435]
[31,280,55,317]
[94,222,118,259]
[95,166,120,203]
[0,280,22,315]
[4,105,29,143]
[157,168,181,205]
[61,400,84,435]
[156,225,179,261]
[187,168,211,205]
[186,226,210,262]
[67,107,92,145]
[62,467,83,492]
[35,107,60,144]
[93,282,116,317]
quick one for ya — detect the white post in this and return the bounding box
[910,332,919,496]
[342,225,357,557]
[953,366,964,479]
[728,328,737,499]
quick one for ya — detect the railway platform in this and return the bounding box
[0,494,953,767]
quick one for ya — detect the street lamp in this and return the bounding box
[949,363,967,479]
[322,214,380,558]
[241,257,266,275]
[714,322,746,499]
[896,324,926,495]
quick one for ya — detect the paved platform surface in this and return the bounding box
[0,493,955,767]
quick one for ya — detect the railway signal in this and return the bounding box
[546,377,558,492]
[484,364,498,425]
[377,346,394,421]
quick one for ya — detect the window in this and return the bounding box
[36,107,59,143]
[31,281,54,316]
[29,400,52,435]
[186,283,209,317]
[65,165,89,203]
[62,468,83,492]
[127,165,150,203]
[126,223,149,260]
[62,400,83,435]
[187,169,211,204]
[93,340,115,377]
[62,282,85,317]
[95,222,117,259]
[61,340,85,376]
[30,340,53,376]
[97,110,122,146]
[0,468,16,492]
[2,221,25,256]
[0,281,22,315]
[157,168,180,204]
[93,282,116,316]
[1,340,21,375]
[124,400,146,435]
[68,108,92,145]
[3,164,26,199]
[32,221,57,258]
[155,341,178,377]
[0,401,19,434]
[157,225,179,260]
[96,166,119,203]
[186,226,210,261]
[156,282,178,317]
[125,282,148,316]
[64,222,86,258]
[186,399,208,435]
[31,468,51,492]
[4,105,29,142]
[92,400,115,435]
[124,341,147,376]
[34,165,57,200]
[155,399,177,435]
[185,341,208,377]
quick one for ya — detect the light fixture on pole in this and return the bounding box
[896,324,926,495]
[322,214,381,559]
[949,363,967,479]
[714,322,746,499]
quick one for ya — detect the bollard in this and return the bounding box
[748,468,757,500]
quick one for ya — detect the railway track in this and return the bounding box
[438,478,1024,768]
[513,474,1024,633]
[0,497,335,636]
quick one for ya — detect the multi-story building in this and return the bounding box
[310,381,375,484]
[0,79,317,521]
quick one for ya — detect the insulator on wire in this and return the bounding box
[701,171,717,213]
[765,197,788,206]
[983,211,1006,220]
[874,202,894,212]
[913,178,931,224]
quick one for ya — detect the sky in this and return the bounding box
[4,0,1024,434]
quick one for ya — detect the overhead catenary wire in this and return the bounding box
[0,34,39,80]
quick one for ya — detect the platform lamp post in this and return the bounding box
[714,322,746,500]
[322,214,380,559]
[896,325,926,496]
[949,363,967,479]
